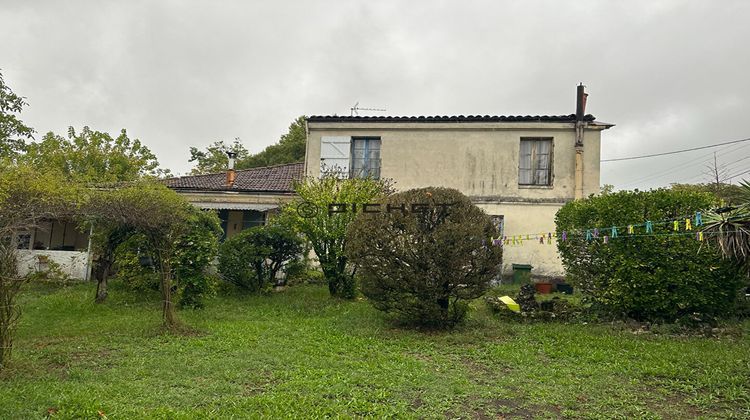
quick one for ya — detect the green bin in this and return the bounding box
[511,264,533,284]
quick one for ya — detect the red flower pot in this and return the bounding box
[534,282,553,294]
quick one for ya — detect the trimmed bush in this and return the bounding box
[556,188,744,322]
[218,222,304,292]
[346,187,502,328]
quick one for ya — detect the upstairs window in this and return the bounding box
[350,137,381,179]
[519,138,553,186]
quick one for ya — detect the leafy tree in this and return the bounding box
[282,174,391,298]
[187,116,307,174]
[240,116,307,168]
[218,222,304,292]
[0,165,79,370]
[556,188,745,322]
[85,183,194,329]
[21,126,169,182]
[0,70,34,160]
[188,139,249,175]
[346,187,502,328]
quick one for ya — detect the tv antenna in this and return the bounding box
[350,102,387,116]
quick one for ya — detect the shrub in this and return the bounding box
[346,187,502,328]
[113,233,160,292]
[112,209,221,309]
[218,222,304,292]
[556,188,745,322]
[174,209,222,308]
[282,173,392,299]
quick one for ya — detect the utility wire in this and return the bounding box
[601,137,750,162]
[619,142,750,188]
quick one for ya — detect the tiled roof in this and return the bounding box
[164,162,304,193]
[307,114,596,123]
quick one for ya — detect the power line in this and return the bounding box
[601,137,750,162]
[618,142,750,188]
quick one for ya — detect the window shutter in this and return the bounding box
[320,136,351,178]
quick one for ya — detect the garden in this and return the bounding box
[1,165,749,418]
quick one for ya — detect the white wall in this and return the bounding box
[17,250,90,280]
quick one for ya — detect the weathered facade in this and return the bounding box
[305,108,613,276]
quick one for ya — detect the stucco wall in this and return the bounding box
[17,250,90,280]
[306,121,607,276]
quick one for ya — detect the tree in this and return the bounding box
[346,187,503,328]
[85,183,194,329]
[282,174,391,298]
[21,126,169,182]
[188,139,249,175]
[670,182,746,206]
[218,222,304,292]
[240,116,307,168]
[186,116,307,174]
[0,70,35,160]
[0,165,79,370]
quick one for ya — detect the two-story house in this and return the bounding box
[304,86,613,276]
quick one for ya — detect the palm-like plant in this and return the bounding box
[702,180,750,271]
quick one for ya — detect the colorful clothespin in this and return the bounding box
[645,221,653,233]
[603,235,609,244]
[585,229,592,241]
[539,234,544,244]
[611,226,618,238]
[593,228,599,238]
[695,212,702,226]
[673,220,680,231]
[685,218,692,230]
[547,232,552,245]
[696,231,704,241]
[562,231,567,242]
[627,225,634,234]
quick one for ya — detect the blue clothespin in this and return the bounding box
[585,229,592,241]
[611,226,618,238]
[645,221,653,233]
[695,212,702,226]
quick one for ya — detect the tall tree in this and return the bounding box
[187,139,249,175]
[21,126,170,182]
[0,70,34,160]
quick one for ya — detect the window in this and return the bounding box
[519,138,553,186]
[350,137,381,179]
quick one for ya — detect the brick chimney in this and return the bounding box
[225,151,237,187]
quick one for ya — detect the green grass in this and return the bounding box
[1,282,749,419]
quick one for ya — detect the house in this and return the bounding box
[304,86,613,277]
[163,162,304,238]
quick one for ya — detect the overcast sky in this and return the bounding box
[2,0,749,188]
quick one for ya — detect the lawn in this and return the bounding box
[1,282,749,419]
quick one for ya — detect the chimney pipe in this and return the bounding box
[576,83,588,121]
[225,151,237,187]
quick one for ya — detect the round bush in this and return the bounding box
[346,187,502,328]
[556,188,745,322]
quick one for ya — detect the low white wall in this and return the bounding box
[17,250,90,280]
